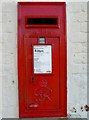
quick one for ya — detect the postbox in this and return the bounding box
[18,2,67,118]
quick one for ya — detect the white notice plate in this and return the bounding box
[33,45,52,74]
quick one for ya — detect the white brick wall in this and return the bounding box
[2,0,18,118]
[1,1,87,119]
[0,0,2,119]
[67,2,87,118]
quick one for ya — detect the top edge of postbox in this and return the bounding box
[18,2,66,6]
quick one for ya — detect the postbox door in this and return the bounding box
[18,2,67,118]
[24,37,63,116]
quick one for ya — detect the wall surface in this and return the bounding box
[2,0,88,119]
[67,2,87,118]
[0,0,2,120]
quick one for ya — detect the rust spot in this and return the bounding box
[73,107,76,112]
[70,107,77,113]
[81,106,84,111]
[84,105,89,111]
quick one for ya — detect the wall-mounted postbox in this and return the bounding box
[18,2,67,118]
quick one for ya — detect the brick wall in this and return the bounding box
[67,2,87,118]
[2,0,18,118]
[1,1,88,118]
[0,0,2,119]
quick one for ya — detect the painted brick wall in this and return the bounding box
[2,0,18,118]
[1,1,87,118]
[67,2,87,118]
[0,0,2,119]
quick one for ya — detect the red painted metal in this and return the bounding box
[18,2,67,118]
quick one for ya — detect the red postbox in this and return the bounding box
[18,2,67,118]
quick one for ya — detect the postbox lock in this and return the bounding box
[32,76,34,83]
[39,37,45,44]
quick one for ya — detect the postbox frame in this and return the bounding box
[18,2,67,118]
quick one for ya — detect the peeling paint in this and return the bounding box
[84,105,89,112]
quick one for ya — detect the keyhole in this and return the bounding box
[32,77,34,83]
